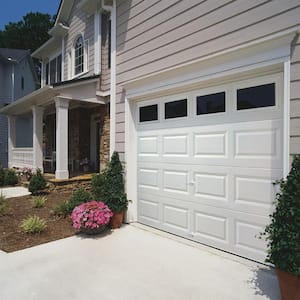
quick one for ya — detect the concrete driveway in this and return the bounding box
[0,224,280,300]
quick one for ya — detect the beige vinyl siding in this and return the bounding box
[290,35,300,155]
[115,0,300,158]
[63,0,95,80]
[100,13,111,92]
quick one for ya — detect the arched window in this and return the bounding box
[74,36,84,75]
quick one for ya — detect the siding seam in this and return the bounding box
[117,3,299,68]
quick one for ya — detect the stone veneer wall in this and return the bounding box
[98,103,110,171]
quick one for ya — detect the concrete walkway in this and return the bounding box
[0,224,280,300]
[0,186,30,198]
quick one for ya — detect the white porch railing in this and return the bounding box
[10,148,34,168]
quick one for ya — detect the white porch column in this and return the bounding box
[32,106,44,171]
[7,115,16,168]
[55,97,69,179]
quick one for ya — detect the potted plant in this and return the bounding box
[71,201,112,235]
[261,155,300,300]
[92,151,128,229]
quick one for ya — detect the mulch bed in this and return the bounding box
[0,191,77,253]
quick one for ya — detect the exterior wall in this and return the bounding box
[0,115,8,167]
[63,0,95,81]
[115,0,300,159]
[14,58,36,101]
[290,35,300,155]
[100,13,111,92]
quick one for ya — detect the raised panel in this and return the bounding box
[235,176,275,205]
[235,221,267,253]
[139,199,159,222]
[163,205,188,230]
[163,170,188,194]
[138,136,158,156]
[163,135,188,156]
[194,212,227,241]
[235,130,277,157]
[194,133,226,156]
[138,168,159,190]
[194,173,227,200]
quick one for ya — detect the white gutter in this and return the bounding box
[102,0,116,157]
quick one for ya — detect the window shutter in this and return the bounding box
[84,39,89,72]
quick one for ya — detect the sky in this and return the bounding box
[0,0,61,30]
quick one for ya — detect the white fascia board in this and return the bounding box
[124,29,299,100]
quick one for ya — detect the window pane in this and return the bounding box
[139,105,158,122]
[56,54,62,83]
[46,63,49,85]
[237,83,275,110]
[74,36,84,75]
[165,99,187,119]
[50,58,56,84]
[197,92,225,115]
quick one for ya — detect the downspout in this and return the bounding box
[102,0,116,157]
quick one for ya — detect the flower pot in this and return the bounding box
[80,225,107,235]
[110,211,124,229]
[276,269,300,300]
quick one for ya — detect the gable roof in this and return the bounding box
[0,48,31,63]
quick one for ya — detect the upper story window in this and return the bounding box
[74,36,84,75]
[45,54,62,85]
[71,35,88,78]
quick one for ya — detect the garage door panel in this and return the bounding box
[138,199,160,224]
[163,170,189,194]
[194,172,228,200]
[138,136,159,157]
[138,168,160,190]
[162,134,189,157]
[194,210,228,243]
[194,131,227,157]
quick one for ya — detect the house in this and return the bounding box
[0,48,38,167]
[2,0,300,264]
[114,0,300,264]
[0,0,112,178]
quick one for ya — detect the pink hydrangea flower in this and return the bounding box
[71,201,113,230]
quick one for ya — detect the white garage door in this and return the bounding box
[136,74,283,263]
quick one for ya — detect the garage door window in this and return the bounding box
[197,92,225,115]
[165,99,187,119]
[237,83,275,110]
[139,104,158,122]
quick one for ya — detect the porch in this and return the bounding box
[1,77,110,179]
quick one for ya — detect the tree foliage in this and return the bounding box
[0,12,55,52]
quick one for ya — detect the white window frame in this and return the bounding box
[43,51,62,86]
[72,34,89,79]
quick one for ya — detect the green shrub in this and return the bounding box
[31,196,47,208]
[0,193,9,215]
[92,151,128,213]
[28,169,47,194]
[54,187,93,217]
[4,169,18,186]
[20,215,47,234]
[262,155,300,276]
[0,167,5,186]
[91,172,105,200]
[53,201,70,217]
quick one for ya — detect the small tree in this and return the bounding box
[91,172,105,201]
[103,152,128,213]
[262,155,300,276]
[4,169,18,186]
[28,169,47,194]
